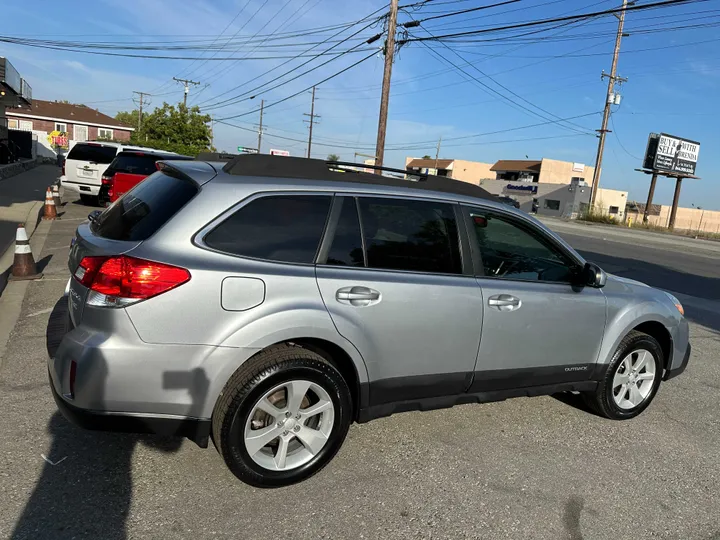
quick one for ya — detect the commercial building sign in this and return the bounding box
[0,58,22,95]
[505,183,538,194]
[270,149,290,156]
[643,133,700,176]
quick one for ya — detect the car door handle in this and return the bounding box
[488,294,521,311]
[336,286,380,306]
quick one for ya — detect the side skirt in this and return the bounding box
[356,380,598,423]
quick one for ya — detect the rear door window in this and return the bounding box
[357,197,462,274]
[91,171,198,241]
[204,195,332,264]
[66,143,117,164]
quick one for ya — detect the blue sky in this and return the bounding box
[2,0,719,209]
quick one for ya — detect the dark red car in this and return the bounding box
[98,150,193,205]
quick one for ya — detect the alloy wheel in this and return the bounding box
[612,349,656,410]
[243,380,335,471]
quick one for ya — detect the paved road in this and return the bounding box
[0,165,60,255]
[555,230,720,333]
[0,202,718,539]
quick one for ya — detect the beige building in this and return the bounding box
[626,203,720,233]
[490,158,595,185]
[405,157,494,185]
[594,188,629,220]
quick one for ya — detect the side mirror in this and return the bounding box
[88,210,102,223]
[582,262,607,288]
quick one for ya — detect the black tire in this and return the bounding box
[79,194,97,206]
[583,330,663,420]
[212,344,352,488]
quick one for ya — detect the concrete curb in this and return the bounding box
[0,213,55,370]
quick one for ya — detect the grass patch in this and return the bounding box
[577,208,618,224]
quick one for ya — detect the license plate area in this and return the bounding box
[79,168,96,178]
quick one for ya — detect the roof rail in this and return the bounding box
[220,154,496,201]
[327,160,428,180]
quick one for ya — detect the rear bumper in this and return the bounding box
[49,372,210,447]
[61,178,100,196]
[664,342,691,381]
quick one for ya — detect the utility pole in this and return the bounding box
[133,91,151,130]
[256,99,264,154]
[173,77,200,107]
[373,0,399,171]
[434,136,442,172]
[303,86,320,159]
[590,0,629,206]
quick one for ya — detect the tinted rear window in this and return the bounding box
[91,172,198,241]
[204,195,332,263]
[358,197,462,274]
[67,143,117,164]
[109,154,163,176]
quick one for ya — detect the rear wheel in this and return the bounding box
[583,331,663,420]
[212,344,352,487]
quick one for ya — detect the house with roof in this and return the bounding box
[6,99,134,157]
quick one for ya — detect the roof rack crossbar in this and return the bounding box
[327,160,427,179]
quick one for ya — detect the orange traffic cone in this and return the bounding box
[8,223,43,281]
[53,184,62,207]
[42,187,57,220]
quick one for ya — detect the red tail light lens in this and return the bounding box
[75,256,190,301]
[101,175,113,185]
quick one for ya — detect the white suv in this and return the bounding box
[61,141,156,204]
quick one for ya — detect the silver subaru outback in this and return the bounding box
[50,155,690,487]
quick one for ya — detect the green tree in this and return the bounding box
[118,103,213,156]
[422,154,432,160]
[327,153,340,161]
[115,110,143,128]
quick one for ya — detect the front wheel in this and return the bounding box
[212,345,352,487]
[583,330,663,420]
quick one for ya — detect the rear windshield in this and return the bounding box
[66,143,117,164]
[91,171,198,241]
[109,153,193,176]
[109,153,164,176]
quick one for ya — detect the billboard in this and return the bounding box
[643,133,700,176]
[270,149,290,156]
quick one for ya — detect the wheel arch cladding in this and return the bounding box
[632,321,672,371]
[288,338,363,420]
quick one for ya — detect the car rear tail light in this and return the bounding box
[101,175,113,185]
[74,255,190,307]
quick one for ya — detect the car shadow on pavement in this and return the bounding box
[11,297,205,540]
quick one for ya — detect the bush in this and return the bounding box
[578,207,618,224]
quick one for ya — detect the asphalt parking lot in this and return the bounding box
[0,194,718,540]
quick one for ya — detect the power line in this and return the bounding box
[418,37,594,135]
[198,11,386,110]
[397,0,708,43]
[215,50,377,121]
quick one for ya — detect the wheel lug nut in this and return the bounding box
[283,430,289,436]
[295,414,301,420]
[285,411,292,417]
[294,425,301,432]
